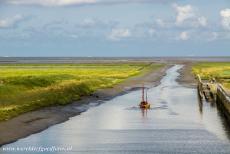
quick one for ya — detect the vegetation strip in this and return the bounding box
[0,63,163,121]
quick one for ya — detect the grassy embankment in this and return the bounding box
[192,62,230,92]
[0,63,163,121]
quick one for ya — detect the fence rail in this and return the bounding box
[217,84,230,103]
[197,74,230,120]
[197,75,230,103]
[197,75,204,100]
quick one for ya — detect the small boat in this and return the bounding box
[139,85,150,109]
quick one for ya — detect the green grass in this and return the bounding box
[0,63,164,121]
[193,62,230,90]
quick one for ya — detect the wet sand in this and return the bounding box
[0,63,170,146]
[177,62,197,88]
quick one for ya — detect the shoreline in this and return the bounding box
[0,64,171,146]
[176,62,197,88]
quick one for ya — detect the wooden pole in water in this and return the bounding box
[145,88,148,103]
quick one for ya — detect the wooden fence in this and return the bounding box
[197,75,204,100]
[197,75,230,120]
[216,84,230,120]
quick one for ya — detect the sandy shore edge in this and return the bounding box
[0,64,171,146]
[177,62,197,88]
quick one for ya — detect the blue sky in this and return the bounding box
[0,0,230,57]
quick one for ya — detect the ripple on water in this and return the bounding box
[125,105,168,111]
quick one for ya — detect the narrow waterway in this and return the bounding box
[2,65,230,154]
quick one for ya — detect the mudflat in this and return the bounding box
[177,62,197,88]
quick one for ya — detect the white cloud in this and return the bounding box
[0,14,23,28]
[156,19,166,27]
[179,31,189,40]
[108,28,131,41]
[173,4,195,25]
[4,0,177,6]
[197,16,207,27]
[6,0,96,6]
[220,8,230,30]
[81,18,95,27]
[173,4,207,28]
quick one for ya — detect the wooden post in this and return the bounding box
[142,84,145,102]
[197,74,204,100]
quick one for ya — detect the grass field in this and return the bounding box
[0,63,163,121]
[192,62,230,90]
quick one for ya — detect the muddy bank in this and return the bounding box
[0,64,170,146]
[177,62,197,88]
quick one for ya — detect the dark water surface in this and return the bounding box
[2,65,230,154]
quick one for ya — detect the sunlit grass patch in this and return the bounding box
[193,62,230,91]
[0,63,164,121]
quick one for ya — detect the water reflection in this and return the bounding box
[197,87,230,141]
[198,92,230,140]
[198,94,203,115]
[141,109,148,118]
[216,104,230,140]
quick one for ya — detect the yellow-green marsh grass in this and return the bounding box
[193,62,230,91]
[0,63,163,121]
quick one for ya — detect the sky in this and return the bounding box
[0,0,230,57]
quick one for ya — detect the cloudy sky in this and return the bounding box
[0,0,230,57]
